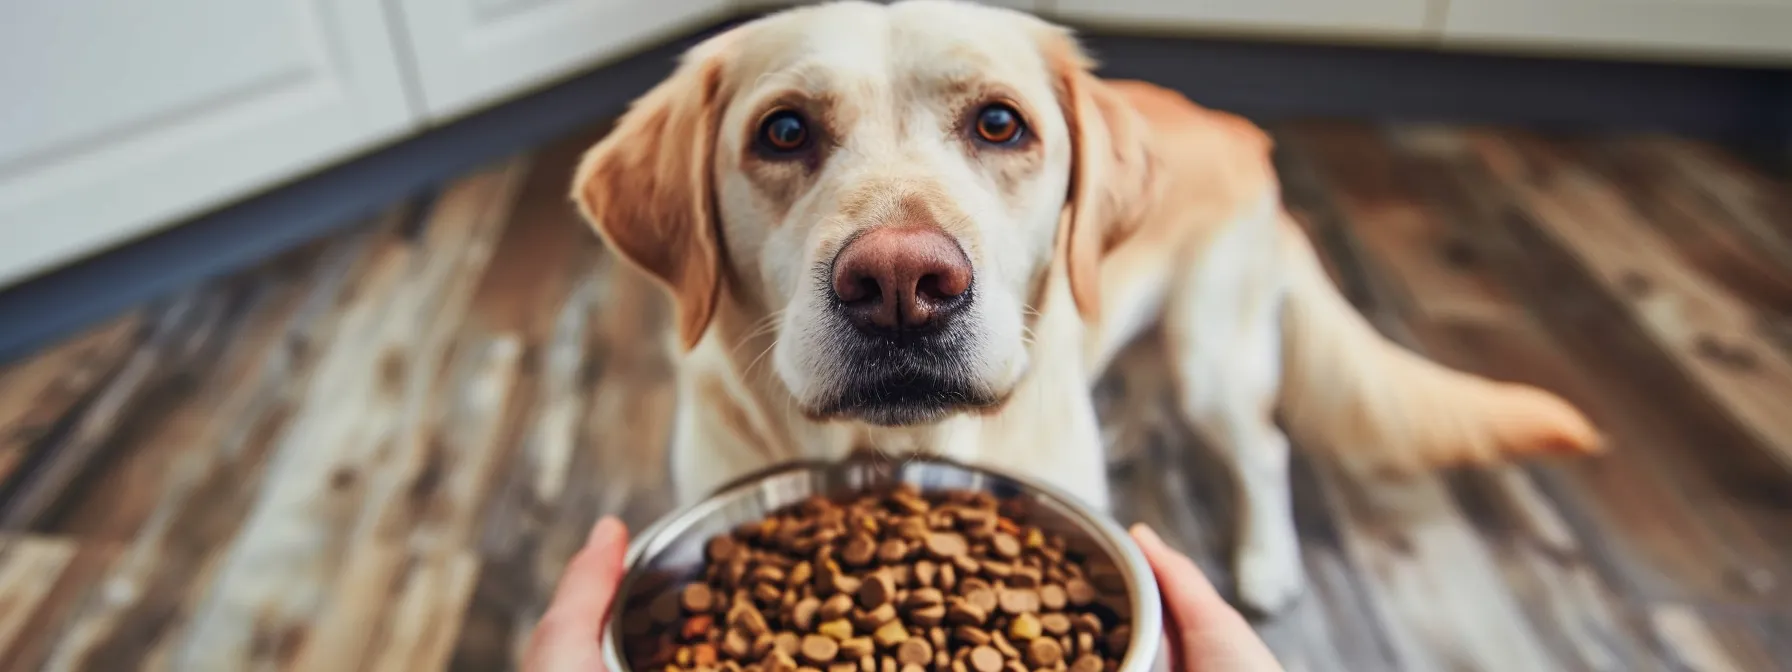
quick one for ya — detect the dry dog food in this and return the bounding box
[619,485,1134,672]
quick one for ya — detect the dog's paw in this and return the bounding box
[1235,546,1306,617]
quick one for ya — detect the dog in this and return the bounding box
[571,0,1603,614]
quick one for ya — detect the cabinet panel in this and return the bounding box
[1442,0,1792,61]
[0,0,417,287]
[739,1,1040,13]
[1051,0,1432,38]
[393,0,735,121]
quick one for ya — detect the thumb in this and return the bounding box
[1130,525,1282,672]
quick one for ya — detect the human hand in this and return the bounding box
[1130,525,1283,672]
[524,516,630,672]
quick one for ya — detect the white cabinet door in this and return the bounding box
[1442,0,1792,62]
[1051,0,1433,38]
[740,0,1040,12]
[0,0,417,287]
[393,0,735,121]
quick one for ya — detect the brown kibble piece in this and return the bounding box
[795,597,823,631]
[1039,614,1072,636]
[756,583,785,603]
[777,632,803,655]
[694,644,720,667]
[873,620,910,648]
[964,588,998,615]
[724,629,753,658]
[1004,662,1028,672]
[1039,585,1067,611]
[683,615,715,641]
[856,604,898,630]
[835,574,864,596]
[1026,638,1064,667]
[879,538,910,563]
[926,532,969,559]
[708,535,740,563]
[945,599,987,626]
[897,638,933,666]
[1010,566,1041,588]
[1071,614,1102,635]
[1071,655,1103,672]
[980,561,1011,580]
[1008,613,1042,640]
[841,637,877,659]
[821,594,855,621]
[990,632,1020,659]
[900,666,927,672]
[802,635,840,664]
[915,561,938,587]
[953,626,991,646]
[860,572,897,609]
[733,603,771,636]
[883,658,899,672]
[952,555,981,575]
[1064,579,1096,607]
[753,634,777,659]
[968,646,1004,672]
[843,535,878,567]
[1076,632,1095,657]
[683,583,716,613]
[910,604,946,627]
[831,663,858,672]
[904,588,944,609]
[997,588,1039,615]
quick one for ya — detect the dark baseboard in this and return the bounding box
[0,14,1785,365]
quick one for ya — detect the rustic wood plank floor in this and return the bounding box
[1,120,1789,671]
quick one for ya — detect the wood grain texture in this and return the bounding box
[0,122,1789,671]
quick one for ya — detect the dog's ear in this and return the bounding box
[1041,31,1154,321]
[572,34,737,350]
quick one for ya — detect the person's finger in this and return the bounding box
[1130,524,1282,671]
[526,516,631,671]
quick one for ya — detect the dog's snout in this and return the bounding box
[831,226,972,332]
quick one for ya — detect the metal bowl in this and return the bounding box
[601,453,1163,672]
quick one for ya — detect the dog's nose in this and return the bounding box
[831,225,972,332]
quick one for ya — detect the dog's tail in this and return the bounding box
[1274,219,1603,471]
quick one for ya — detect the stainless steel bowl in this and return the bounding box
[601,453,1163,672]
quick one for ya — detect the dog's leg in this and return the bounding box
[1162,200,1305,616]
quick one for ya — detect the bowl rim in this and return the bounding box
[599,453,1163,672]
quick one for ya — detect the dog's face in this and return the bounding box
[575,0,1143,426]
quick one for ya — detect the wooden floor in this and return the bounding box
[0,120,1789,672]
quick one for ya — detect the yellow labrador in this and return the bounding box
[572,0,1602,613]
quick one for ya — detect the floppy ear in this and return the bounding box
[572,37,735,350]
[1042,32,1155,321]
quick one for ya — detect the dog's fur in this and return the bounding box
[572,0,1603,613]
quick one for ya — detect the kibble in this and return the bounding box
[619,485,1134,672]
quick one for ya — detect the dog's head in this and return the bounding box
[573,0,1148,426]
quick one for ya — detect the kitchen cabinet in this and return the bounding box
[390,0,735,121]
[0,0,417,287]
[1049,0,1434,39]
[1441,0,1792,63]
[739,0,1039,13]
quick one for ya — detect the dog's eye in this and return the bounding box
[757,110,809,154]
[974,104,1025,145]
